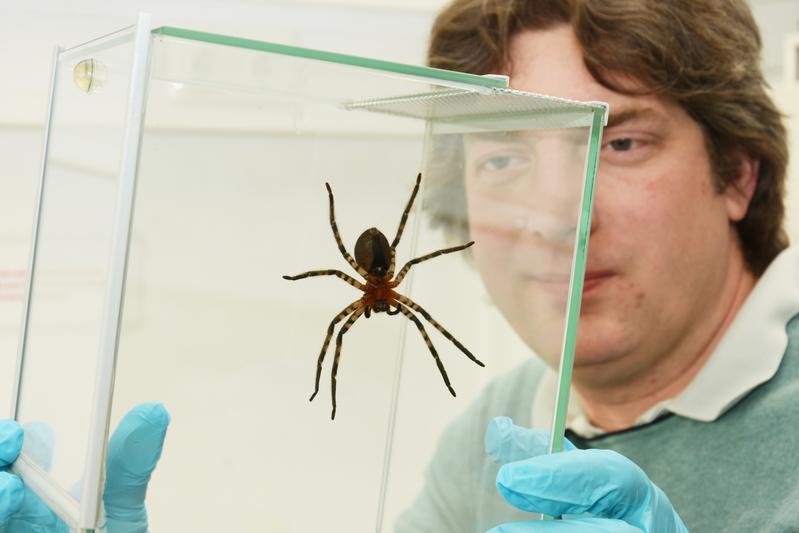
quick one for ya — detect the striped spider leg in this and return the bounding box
[283,173,484,419]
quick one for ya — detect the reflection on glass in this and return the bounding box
[384,125,593,531]
[464,129,587,365]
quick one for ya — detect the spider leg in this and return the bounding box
[330,307,365,420]
[395,294,485,367]
[325,182,369,278]
[387,303,401,316]
[283,269,366,290]
[309,300,363,403]
[388,173,422,276]
[393,241,474,286]
[395,302,456,396]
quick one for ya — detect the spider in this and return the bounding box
[283,173,485,419]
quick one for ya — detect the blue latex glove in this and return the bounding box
[0,403,169,533]
[484,417,688,533]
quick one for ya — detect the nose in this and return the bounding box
[512,209,577,245]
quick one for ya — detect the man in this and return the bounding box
[397,0,797,531]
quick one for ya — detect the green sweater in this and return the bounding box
[395,314,799,532]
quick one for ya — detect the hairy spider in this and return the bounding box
[283,173,485,419]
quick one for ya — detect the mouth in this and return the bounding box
[521,273,572,302]
[522,270,615,291]
[523,272,571,284]
[582,271,615,293]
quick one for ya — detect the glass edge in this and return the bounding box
[78,12,153,530]
[60,24,136,55]
[10,454,80,531]
[494,89,611,114]
[550,107,606,452]
[151,26,508,90]
[11,45,61,420]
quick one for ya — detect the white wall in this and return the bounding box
[0,0,442,415]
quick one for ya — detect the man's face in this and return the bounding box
[464,127,589,361]
[465,25,749,382]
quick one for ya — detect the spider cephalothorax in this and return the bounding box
[283,173,484,419]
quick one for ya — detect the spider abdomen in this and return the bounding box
[354,228,391,277]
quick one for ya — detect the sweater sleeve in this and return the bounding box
[393,398,484,532]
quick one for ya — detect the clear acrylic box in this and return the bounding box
[12,15,606,532]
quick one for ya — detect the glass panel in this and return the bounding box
[152,26,508,91]
[18,24,601,533]
[383,124,593,532]
[550,109,605,453]
[15,27,136,500]
[107,32,601,533]
[110,34,435,533]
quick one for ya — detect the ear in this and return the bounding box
[723,152,759,222]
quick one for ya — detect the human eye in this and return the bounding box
[601,133,654,165]
[472,149,532,187]
[484,154,525,171]
[608,138,634,151]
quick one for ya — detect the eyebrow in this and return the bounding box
[606,107,665,129]
[465,128,585,144]
[465,130,527,142]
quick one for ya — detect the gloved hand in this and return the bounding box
[0,403,170,533]
[484,417,688,533]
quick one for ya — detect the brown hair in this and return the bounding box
[427,0,788,274]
